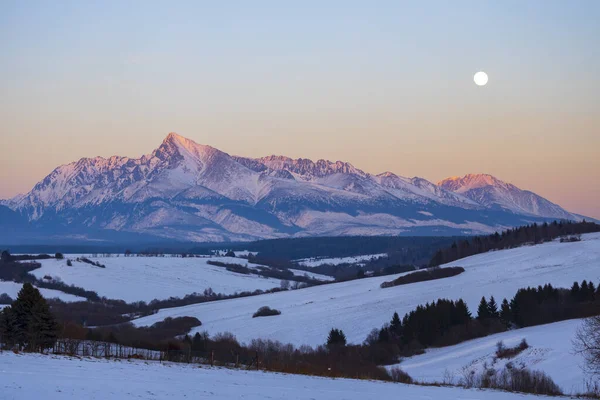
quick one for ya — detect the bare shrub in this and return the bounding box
[496,338,529,359]
[389,367,413,384]
[463,366,562,396]
[574,316,600,378]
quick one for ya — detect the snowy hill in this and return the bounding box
[395,319,587,394]
[30,256,284,302]
[0,352,562,400]
[131,233,600,347]
[1,133,585,243]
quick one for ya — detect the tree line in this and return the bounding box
[429,220,600,267]
[373,279,600,363]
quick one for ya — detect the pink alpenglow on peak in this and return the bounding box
[0,134,588,243]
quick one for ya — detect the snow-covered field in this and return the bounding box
[295,253,387,267]
[133,233,600,347]
[395,318,587,394]
[0,352,559,400]
[0,281,85,302]
[288,268,335,281]
[30,256,282,302]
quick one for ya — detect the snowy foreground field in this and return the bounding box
[133,233,600,347]
[395,318,587,394]
[0,352,559,400]
[31,256,282,302]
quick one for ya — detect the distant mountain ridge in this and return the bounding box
[1,133,586,244]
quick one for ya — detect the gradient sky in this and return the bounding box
[1,1,599,218]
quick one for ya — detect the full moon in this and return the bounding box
[474,71,488,86]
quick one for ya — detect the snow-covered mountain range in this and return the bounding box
[0,133,586,243]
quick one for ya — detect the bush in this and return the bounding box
[389,367,413,384]
[463,367,562,396]
[66,260,72,267]
[495,339,529,359]
[77,257,105,268]
[380,266,465,288]
[55,253,64,260]
[253,306,282,318]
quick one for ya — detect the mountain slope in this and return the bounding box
[439,174,579,220]
[1,133,584,243]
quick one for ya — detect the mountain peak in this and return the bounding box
[438,173,577,219]
[163,132,186,144]
[438,174,507,192]
[155,133,221,162]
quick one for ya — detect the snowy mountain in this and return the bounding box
[0,133,585,243]
[438,174,579,220]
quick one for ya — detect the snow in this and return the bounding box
[288,269,335,282]
[394,319,588,394]
[233,250,258,257]
[296,253,388,267]
[0,281,85,302]
[133,233,600,347]
[30,256,282,303]
[0,352,559,400]
[8,132,584,243]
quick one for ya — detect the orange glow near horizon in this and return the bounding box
[1,2,598,219]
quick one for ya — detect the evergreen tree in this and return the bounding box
[477,296,490,320]
[0,306,16,347]
[580,280,590,302]
[589,282,596,300]
[390,312,402,335]
[1,283,58,351]
[27,299,59,352]
[455,299,472,321]
[500,298,511,326]
[570,281,580,300]
[487,296,499,318]
[326,328,347,349]
[378,326,391,343]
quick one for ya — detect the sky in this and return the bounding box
[1,1,599,218]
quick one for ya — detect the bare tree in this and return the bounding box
[574,316,600,378]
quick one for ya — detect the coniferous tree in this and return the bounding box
[477,296,490,320]
[588,282,596,301]
[326,328,347,349]
[500,298,512,326]
[571,281,581,300]
[487,296,499,318]
[27,299,59,352]
[580,280,590,302]
[0,306,17,347]
[1,283,58,352]
[390,312,402,335]
[456,299,472,321]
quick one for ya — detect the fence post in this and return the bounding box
[256,351,259,370]
[235,353,239,368]
[210,350,214,366]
